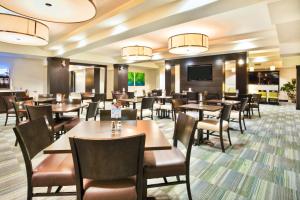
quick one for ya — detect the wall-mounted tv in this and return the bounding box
[248,71,279,85]
[187,65,212,81]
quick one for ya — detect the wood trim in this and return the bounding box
[296,65,300,110]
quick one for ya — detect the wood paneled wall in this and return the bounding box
[165,52,248,95]
[296,65,300,110]
[113,64,128,92]
[47,57,70,96]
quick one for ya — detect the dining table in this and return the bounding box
[205,99,240,105]
[43,120,172,154]
[118,98,142,109]
[32,97,56,105]
[179,103,222,145]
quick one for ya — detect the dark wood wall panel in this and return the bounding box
[47,57,70,96]
[94,68,100,93]
[85,68,94,92]
[296,65,300,110]
[113,64,128,92]
[165,52,248,96]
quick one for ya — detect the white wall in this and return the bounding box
[0,55,47,97]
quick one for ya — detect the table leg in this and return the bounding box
[133,102,136,109]
[195,110,204,145]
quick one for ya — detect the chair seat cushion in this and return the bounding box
[230,110,242,119]
[160,104,172,110]
[197,119,229,132]
[137,109,152,117]
[204,110,220,118]
[83,178,137,200]
[144,147,186,179]
[32,154,75,187]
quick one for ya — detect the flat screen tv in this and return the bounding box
[248,71,279,85]
[187,65,212,81]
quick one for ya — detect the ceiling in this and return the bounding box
[0,0,299,68]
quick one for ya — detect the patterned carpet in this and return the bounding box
[0,103,300,200]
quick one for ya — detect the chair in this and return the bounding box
[238,94,252,118]
[230,98,248,134]
[127,92,135,99]
[69,134,145,200]
[251,94,261,117]
[38,94,54,98]
[268,90,279,104]
[171,99,186,121]
[92,93,106,109]
[152,89,162,96]
[258,90,267,103]
[197,104,233,152]
[86,102,99,121]
[26,105,67,137]
[138,97,155,119]
[143,113,197,200]
[13,118,75,199]
[186,92,198,103]
[1,96,16,126]
[100,109,137,121]
[15,96,33,102]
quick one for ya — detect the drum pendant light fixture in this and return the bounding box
[0,0,96,23]
[0,13,49,46]
[122,46,153,61]
[168,33,209,55]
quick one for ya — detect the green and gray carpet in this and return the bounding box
[0,103,299,200]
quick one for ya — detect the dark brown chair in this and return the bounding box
[86,102,98,121]
[251,94,261,117]
[230,98,248,134]
[92,93,106,109]
[171,99,186,121]
[186,92,198,103]
[143,113,197,200]
[197,104,233,152]
[13,118,75,199]
[138,97,155,119]
[15,96,33,102]
[1,96,16,126]
[238,94,252,118]
[26,105,67,137]
[100,109,137,121]
[69,134,145,200]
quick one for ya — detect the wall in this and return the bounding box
[127,66,160,96]
[0,55,47,97]
[74,69,86,93]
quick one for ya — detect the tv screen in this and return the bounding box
[248,71,279,85]
[187,65,212,81]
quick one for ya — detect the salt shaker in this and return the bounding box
[111,121,116,131]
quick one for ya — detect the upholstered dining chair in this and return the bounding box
[230,98,248,134]
[26,105,67,139]
[138,97,155,119]
[92,93,106,110]
[13,118,76,199]
[99,109,137,121]
[69,134,145,200]
[186,92,198,104]
[1,95,16,126]
[251,93,261,117]
[143,112,197,200]
[197,104,233,152]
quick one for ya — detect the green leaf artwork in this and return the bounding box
[134,72,145,86]
[128,72,134,86]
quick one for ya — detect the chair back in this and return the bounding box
[141,97,155,110]
[92,93,106,102]
[173,113,197,163]
[2,96,15,111]
[86,102,98,121]
[127,92,135,99]
[26,105,54,126]
[13,118,52,160]
[152,89,162,96]
[186,92,198,101]
[12,101,31,125]
[252,93,261,103]
[171,99,185,111]
[240,98,248,113]
[220,104,233,121]
[69,135,145,198]
[38,94,53,98]
[100,109,137,121]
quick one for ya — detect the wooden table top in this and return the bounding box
[33,97,56,102]
[43,120,171,154]
[205,99,240,105]
[154,96,173,99]
[51,103,86,113]
[118,98,142,103]
[179,103,222,112]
